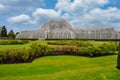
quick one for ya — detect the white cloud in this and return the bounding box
[0,3,7,10]
[0,0,44,16]
[56,0,109,14]
[7,8,60,26]
[32,8,60,25]
[55,0,71,12]
[7,14,31,24]
[54,0,120,30]
[4,0,120,31]
[33,8,60,18]
[62,13,71,20]
[70,7,120,29]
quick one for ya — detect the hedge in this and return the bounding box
[80,42,118,57]
[0,42,118,64]
[0,40,29,45]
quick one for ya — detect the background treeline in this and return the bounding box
[0,26,19,39]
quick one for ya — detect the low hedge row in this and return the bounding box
[0,40,29,45]
[0,42,118,64]
[47,40,92,47]
[54,45,80,54]
[0,48,31,63]
[47,40,77,45]
[0,43,53,64]
[80,42,118,57]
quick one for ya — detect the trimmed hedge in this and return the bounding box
[77,41,92,47]
[0,41,118,64]
[0,40,29,45]
[30,43,53,57]
[0,48,31,63]
[0,43,54,64]
[80,42,117,57]
[53,45,80,55]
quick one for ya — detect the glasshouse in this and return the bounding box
[16,19,120,39]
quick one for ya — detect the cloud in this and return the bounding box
[32,8,60,25]
[4,0,120,31]
[0,3,8,10]
[70,7,120,30]
[55,0,120,30]
[55,0,109,14]
[0,0,44,16]
[7,14,31,24]
[7,8,60,26]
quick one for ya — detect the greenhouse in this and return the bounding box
[16,19,120,39]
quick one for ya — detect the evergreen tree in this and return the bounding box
[1,26,7,37]
[8,30,16,39]
[16,32,19,36]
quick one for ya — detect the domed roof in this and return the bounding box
[38,19,75,39]
[40,19,73,31]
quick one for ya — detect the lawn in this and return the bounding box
[0,55,120,80]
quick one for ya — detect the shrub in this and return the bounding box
[0,40,29,45]
[0,42,53,64]
[77,41,92,47]
[47,41,68,45]
[80,46,101,57]
[80,42,117,57]
[0,48,31,64]
[99,42,117,54]
[30,43,52,57]
[21,40,29,44]
[47,40,78,46]
[0,41,118,64]
[54,45,80,54]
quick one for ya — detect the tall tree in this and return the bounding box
[1,26,7,37]
[8,30,16,39]
[117,42,120,69]
[16,32,19,36]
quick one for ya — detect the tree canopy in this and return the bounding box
[1,26,7,37]
[8,30,16,39]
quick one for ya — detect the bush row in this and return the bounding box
[0,48,31,63]
[80,42,118,57]
[0,43,53,64]
[0,42,118,64]
[0,40,29,45]
[47,41,72,45]
[53,45,80,55]
[47,40,92,47]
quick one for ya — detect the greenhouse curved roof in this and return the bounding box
[16,19,120,39]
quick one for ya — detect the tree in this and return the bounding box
[8,30,16,39]
[16,32,19,36]
[1,26,7,37]
[117,42,120,70]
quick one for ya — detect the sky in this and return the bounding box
[0,0,120,32]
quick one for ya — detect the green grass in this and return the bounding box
[0,55,120,80]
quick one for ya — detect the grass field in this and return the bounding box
[0,55,120,80]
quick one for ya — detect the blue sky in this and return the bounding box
[0,0,120,32]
